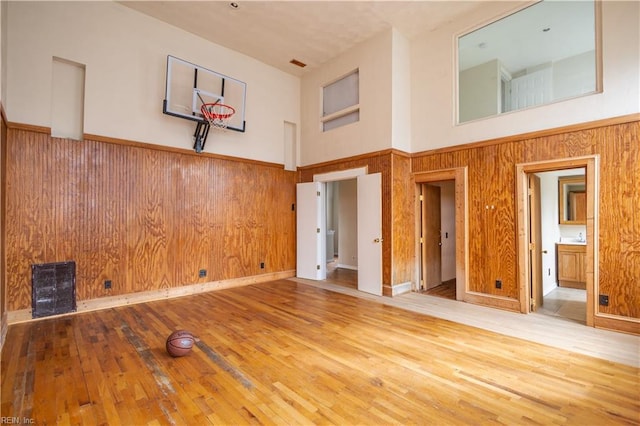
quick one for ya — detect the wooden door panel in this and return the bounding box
[422,184,442,289]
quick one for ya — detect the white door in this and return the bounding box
[357,173,382,295]
[296,182,326,280]
[510,67,552,110]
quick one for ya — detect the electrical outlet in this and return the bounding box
[495,279,502,289]
[104,280,112,289]
[599,294,609,306]
[199,269,207,278]
[260,262,265,269]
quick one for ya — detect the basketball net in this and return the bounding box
[201,103,235,130]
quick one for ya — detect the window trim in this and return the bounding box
[320,103,360,124]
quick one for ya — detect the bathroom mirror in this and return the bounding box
[458,0,598,123]
[559,175,586,224]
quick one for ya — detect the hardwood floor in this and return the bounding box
[423,279,456,299]
[2,280,639,425]
[325,263,357,290]
[302,278,640,368]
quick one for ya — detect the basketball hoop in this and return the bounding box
[200,102,235,130]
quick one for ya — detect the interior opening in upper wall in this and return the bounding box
[321,69,360,132]
[457,0,600,124]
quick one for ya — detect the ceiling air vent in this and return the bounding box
[289,59,307,68]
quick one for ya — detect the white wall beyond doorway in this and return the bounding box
[337,180,357,270]
[432,181,456,282]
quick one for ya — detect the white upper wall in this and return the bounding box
[5,1,299,164]
[1,1,6,106]
[300,30,392,166]
[6,2,638,164]
[411,0,640,151]
[391,29,412,153]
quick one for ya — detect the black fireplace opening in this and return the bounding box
[31,261,77,318]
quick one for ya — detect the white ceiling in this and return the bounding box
[120,0,508,76]
[121,1,594,77]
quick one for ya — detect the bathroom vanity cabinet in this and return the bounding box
[557,244,586,289]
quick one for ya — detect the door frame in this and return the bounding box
[516,155,598,326]
[528,174,543,312]
[414,167,468,301]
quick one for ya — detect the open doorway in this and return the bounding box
[528,168,587,324]
[414,168,468,302]
[418,181,456,300]
[517,156,597,327]
[325,180,358,289]
[296,167,383,295]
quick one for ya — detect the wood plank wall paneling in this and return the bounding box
[466,143,519,296]
[598,123,639,317]
[390,153,413,286]
[412,120,640,319]
[5,129,297,311]
[4,118,638,325]
[1,105,6,321]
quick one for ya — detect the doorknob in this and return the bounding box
[374,238,384,243]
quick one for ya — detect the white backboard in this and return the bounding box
[163,55,246,132]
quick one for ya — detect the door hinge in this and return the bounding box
[316,264,320,270]
[531,299,536,310]
[528,242,534,250]
[317,191,321,197]
[419,194,424,201]
[317,228,320,233]
[420,237,424,244]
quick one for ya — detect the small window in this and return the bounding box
[322,70,359,131]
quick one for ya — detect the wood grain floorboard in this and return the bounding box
[424,279,456,299]
[1,280,638,425]
[300,277,640,368]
